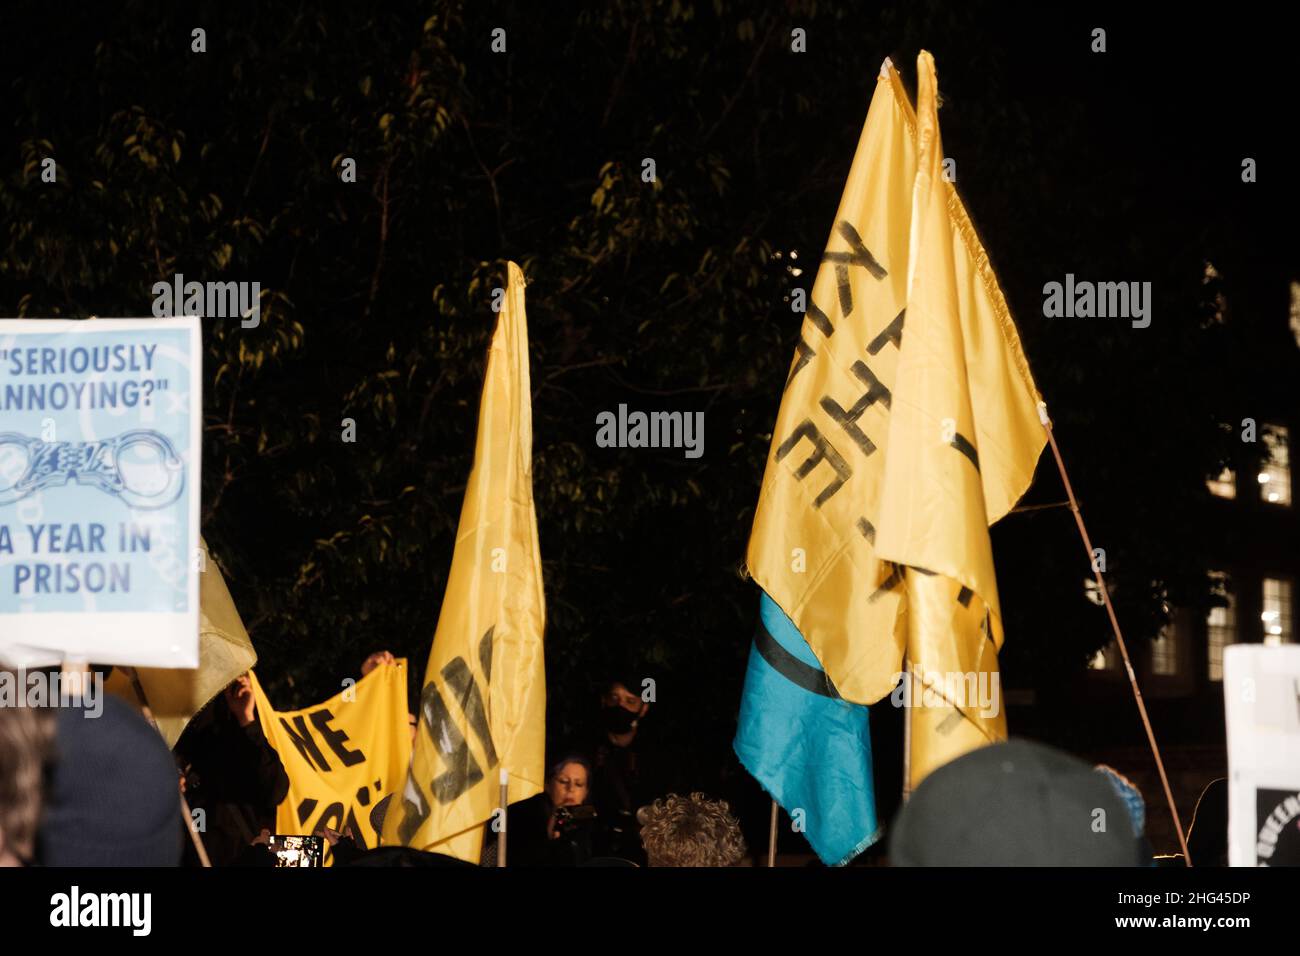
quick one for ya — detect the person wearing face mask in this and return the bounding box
[588,676,657,864]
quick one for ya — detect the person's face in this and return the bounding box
[546,762,589,807]
[604,682,647,716]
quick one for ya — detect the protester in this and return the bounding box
[38,692,184,866]
[637,792,747,867]
[0,695,54,867]
[490,754,599,866]
[588,675,658,861]
[889,738,1144,866]
[174,672,290,866]
[1095,763,1155,864]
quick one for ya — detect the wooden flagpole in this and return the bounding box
[497,768,508,867]
[901,660,914,803]
[1037,402,1191,864]
[767,798,778,867]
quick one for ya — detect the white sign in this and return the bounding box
[1224,643,1300,866]
[0,318,201,668]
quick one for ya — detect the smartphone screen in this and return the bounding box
[267,835,323,868]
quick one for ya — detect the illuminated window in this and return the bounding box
[1258,424,1291,506]
[1151,621,1178,675]
[1207,467,1236,499]
[1088,641,1116,671]
[1207,572,1235,681]
[1262,577,1294,644]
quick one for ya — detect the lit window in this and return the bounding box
[1290,281,1300,348]
[1207,467,1236,499]
[1151,621,1178,676]
[1258,424,1291,506]
[1262,577,1294,645]
[1207,572,1235,681]
[1088,641,1116,671]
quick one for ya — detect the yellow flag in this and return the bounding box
[249,662,411,865]
[877,53,1045,785]
[381,261,546,862]
[746,53,1044,786]
[107,536,257,748]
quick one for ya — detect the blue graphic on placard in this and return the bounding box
[0,327,194,615]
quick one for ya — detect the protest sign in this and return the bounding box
[0,317,202,668]
[1224,644,1300,866]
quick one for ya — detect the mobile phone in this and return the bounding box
[267,835,323,868]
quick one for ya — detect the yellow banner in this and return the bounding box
[747,53,1044,786]
[249,662,411,865]
[381,260,546,862]
[107,536,257,748]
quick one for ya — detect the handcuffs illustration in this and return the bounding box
[0,429,185,510]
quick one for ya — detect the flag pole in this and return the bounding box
[497,768,508,867]
[901,660,914,802]
[1037,402,1191,864]
[767,799,778,867]
[119,666,213,867]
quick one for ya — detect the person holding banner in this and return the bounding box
[175,673,289,866]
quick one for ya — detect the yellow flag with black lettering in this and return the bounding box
[877,53,1045,785]
[747,53,1044,787]
[381,261,546,862]
[249,662,411,865]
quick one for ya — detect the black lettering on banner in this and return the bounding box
[819,360,891,458]
[812,222,886,326]
[857,517,875,545]
[308,708,366,767]
[296,797,319,827]
[823,221,888,279]
[950,432,981,472]
[395,767,430,845]
[419,682,483,805]
[404,626,500,813]
[867,308,905,355]
[775,420,851,508]
[786,337,816,390]
[806,301,833,338]
[869,563,903,602]
[441,656,499,770]
[280,715,332,772]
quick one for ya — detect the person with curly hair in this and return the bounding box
[637,792,747,867]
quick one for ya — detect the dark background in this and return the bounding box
[3,1,1296,856]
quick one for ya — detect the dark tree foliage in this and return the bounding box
[2,0,1295,818]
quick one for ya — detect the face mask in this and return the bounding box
[601,704,639,735]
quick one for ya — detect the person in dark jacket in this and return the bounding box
[492,754,597,866]
[175,672,289,866]
[588,677,660,863]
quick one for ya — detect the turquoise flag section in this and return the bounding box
[733,591,881,866]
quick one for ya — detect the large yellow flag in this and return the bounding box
[877,53,1045,784]
[107,537,257,748]
[381,261,546,861]
[746,53,1044,786]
